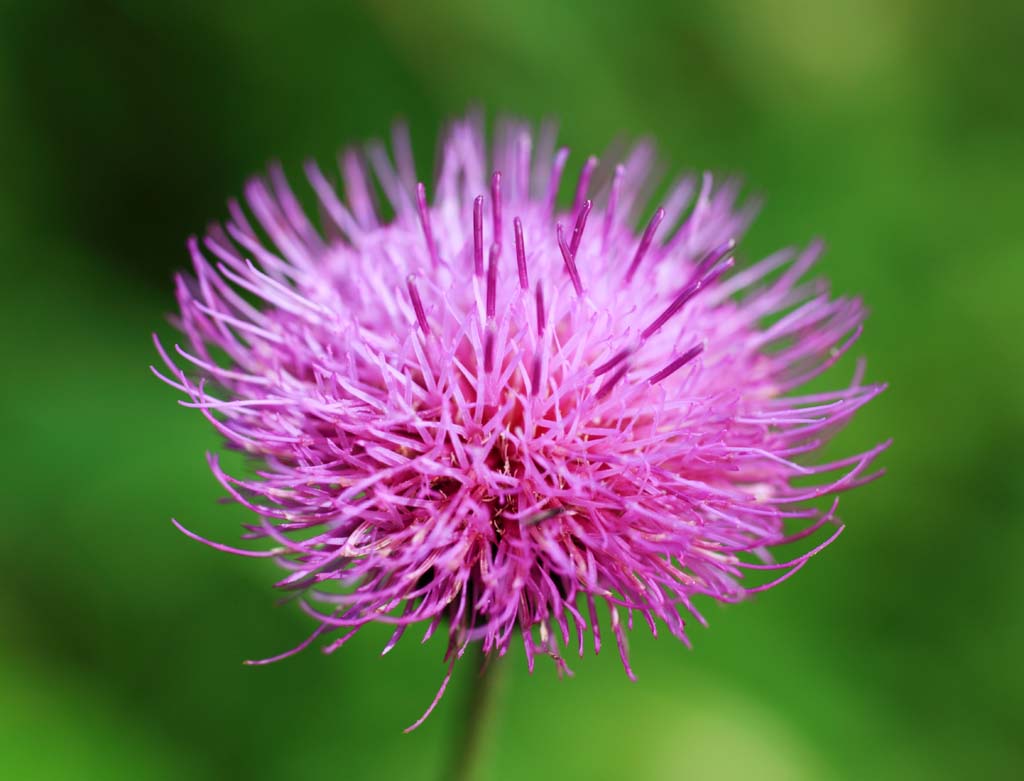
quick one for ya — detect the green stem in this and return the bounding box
[446,644,503,781]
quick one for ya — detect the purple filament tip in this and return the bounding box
[593,346,634,376]
[569,199,593,258]
[406,275,430,335]
[641,256,735,340]
[514,217,528,289]
[646,342,704,385]
[625,207,666,283]
[596,362,630,399]
[691,238,736,281]
[557,223,584,296]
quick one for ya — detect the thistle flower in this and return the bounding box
[154,115,886,728]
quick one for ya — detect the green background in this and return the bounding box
[2,1,1021,779]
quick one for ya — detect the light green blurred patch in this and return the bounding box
[0,647,213,781]
[486,657,838,781]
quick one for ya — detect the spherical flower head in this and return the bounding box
[154,114,887,727]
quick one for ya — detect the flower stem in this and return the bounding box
[446,644,503,781]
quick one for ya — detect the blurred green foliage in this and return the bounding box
[1,1,1021,779]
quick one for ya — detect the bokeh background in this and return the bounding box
[2,1,1022,779]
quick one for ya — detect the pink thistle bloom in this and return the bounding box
[154,115,886,727]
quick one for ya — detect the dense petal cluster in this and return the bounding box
[155,115,885,725]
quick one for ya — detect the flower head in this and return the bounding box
[155,114,886,727]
